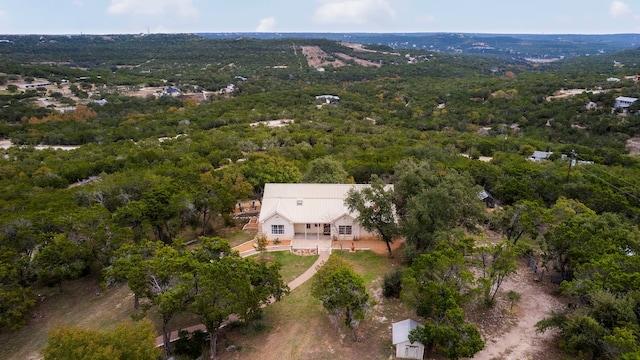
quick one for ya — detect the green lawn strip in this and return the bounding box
[332,250,392,284]
[270,252,319,284]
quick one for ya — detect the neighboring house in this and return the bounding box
[258,183,392,241]
[527,150,553,162]
[315,94,339,104]
[163,87,181,96]
[561,154,594,166]
[585,101,598,110]
[221,84,236,94]
[614,96,638,109]
[19,81,52,89]
[392,319,425,360]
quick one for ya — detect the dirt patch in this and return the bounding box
[469,260,568,360]
[626,137,640,156]
[300,45,384,69]
[339,42,378,53]
[334,53,382,68]
[0,274,137,360]
[300,46,347,69]
[546,88,610,100]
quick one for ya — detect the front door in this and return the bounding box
[323,223,331,235]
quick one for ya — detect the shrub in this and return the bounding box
[174,329,207,358]
[382,267,404,298]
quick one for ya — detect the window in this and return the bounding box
[306,224,311,229]
[338,225,352,235]
[271,225,284,235]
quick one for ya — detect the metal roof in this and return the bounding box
[392,319,423,345]
[259,183,393,224]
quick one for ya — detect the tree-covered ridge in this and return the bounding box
[1,34,640,358]
[199,32,640,59]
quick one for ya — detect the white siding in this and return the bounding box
[333,215,361,239]
[395,341,425,359]
[258,183,394,241]
[262,215,294,240]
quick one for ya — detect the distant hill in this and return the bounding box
[198,32,640,60]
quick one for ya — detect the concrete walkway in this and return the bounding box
[154,249,330,347]
[285,249,329,291]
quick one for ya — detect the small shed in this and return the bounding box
[477,189,495,208]
[392,319,425,359]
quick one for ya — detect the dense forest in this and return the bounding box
[1,33,640,359]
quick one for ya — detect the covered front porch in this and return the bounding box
[291,236,332,252]
[293,223,332,240]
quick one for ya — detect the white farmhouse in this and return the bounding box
[258,183,391,243]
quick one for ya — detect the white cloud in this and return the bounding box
[314,0,396,26]
[415,15,435,24]
[107,0,198,17]
[610,1,631,18]
[256,17,277,32]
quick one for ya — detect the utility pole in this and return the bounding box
[566,150,576,182]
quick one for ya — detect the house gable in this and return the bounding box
[257,183,393,240]
[260,209,293,224]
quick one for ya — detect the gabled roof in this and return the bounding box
[477,189,492,201]
[392,319,423,345]
[528,150,552,161]
[258,183,393,224]
[615,96,638,102]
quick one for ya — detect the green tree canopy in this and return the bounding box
[190,237,287,359]
[311,254,373,341]
[393,159,485,257]
[238,153,302,200]
[344,176,398,257]
[0,248,35,331]
[42,319,161,360]
[302,156,350,183]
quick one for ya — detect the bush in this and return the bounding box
[382,267,404,298]
[174,329,207,358]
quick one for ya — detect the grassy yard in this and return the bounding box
[0,274,137,360]
[0,249,322,360]
[215,250,415,360]
[254,251,319,284]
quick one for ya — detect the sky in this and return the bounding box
[0,0,639,35]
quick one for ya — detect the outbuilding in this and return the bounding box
[614,96,638,109]
[392,319,425,359]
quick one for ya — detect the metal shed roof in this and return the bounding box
[392,319,423,345]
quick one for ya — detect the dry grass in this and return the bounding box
[216,250,415,360]
[0,273,137,360]
[0,250,322,360]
